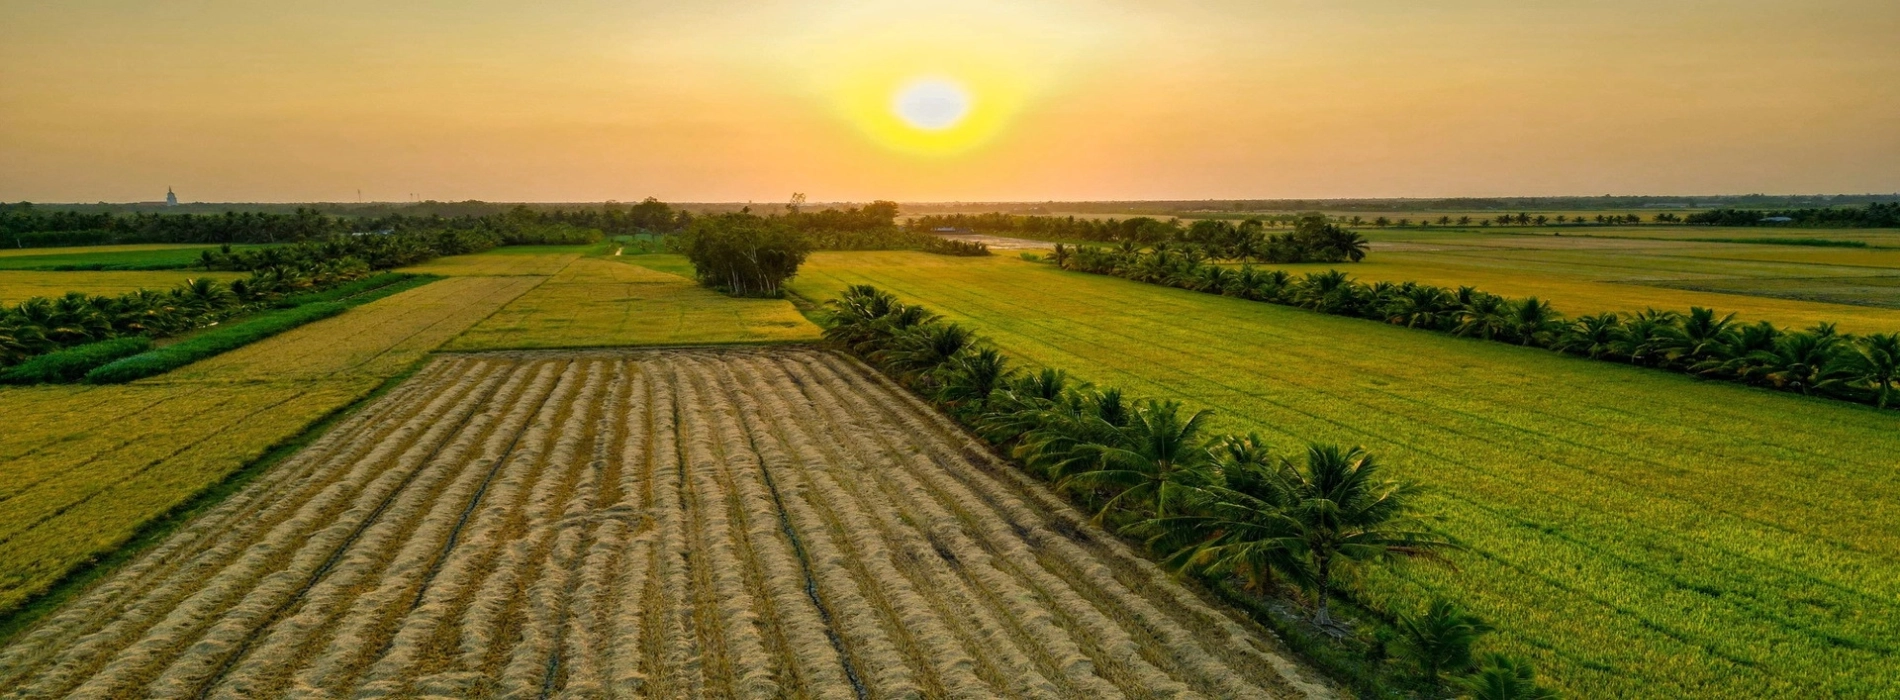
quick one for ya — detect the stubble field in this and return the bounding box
[0,348,1328,699]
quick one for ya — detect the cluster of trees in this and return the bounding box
[0,262,374,367]
[676,213,811,297]
[1055,248,1900,409]
[907,213,1185,243]
[1687,202,1900,228]
[821,285,1559,698]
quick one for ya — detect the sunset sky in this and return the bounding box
[3,0,1896,203]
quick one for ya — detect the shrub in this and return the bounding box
[0,336,152,384]
[921,237,992,256]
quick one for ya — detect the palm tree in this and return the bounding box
[1138,446,1302,595]
[934,347,1015,413]
[1059,400,1216,523]
[1013,387,1130,480]
[877,323,976,380]
[1397,598,1494,682]
[1554,313,1621,359]
[1745,331,1850,395]
[1663,307,1737,368]
[1503,297,1562,346]
[1275,444,1449,625]
[1458,654,1559,700]
[1846,333,1900,408]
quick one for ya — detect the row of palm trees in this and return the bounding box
[821,284,1559,698]
[197,229,497,272]
[0,260,376,367]
[1059,246,1900,409]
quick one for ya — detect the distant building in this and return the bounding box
[166,187,177,206]
[1761,216,1794,223]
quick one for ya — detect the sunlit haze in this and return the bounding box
[2,0,1896,202]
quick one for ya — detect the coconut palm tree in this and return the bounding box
[1459,654,1560,700]
[1846,333,1900,408]
[1059,400,1216,523]
[1274,444,1449,625]
[934,347,1015,413]
[1397,598,1494,683]
[1555,313,1621,359]
[1138,449,1302,595]
[1663,307,1737,367]
[877,323,976,381]
[1745,331,1851,395]
[1503,297,1562,346]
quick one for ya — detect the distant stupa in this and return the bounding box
[166,187,178,207]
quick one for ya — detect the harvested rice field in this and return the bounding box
[0,348,1330,699]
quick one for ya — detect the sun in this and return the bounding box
[892,77,972,132]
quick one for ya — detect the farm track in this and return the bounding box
[0,347,1328,699]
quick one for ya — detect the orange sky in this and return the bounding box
[2,0,1896,203]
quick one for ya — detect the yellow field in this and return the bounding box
[0,276,536,616]
[443,258,820,351]
[397,251,580,276]
[0,270,246,304]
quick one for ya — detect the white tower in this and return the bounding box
[166,187,177,206]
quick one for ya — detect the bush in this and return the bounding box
[0,336,152,384]
[84,302,348,384]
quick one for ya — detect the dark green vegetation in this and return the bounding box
[1646,276,1900,310]
[0,337,151,384]
[790,252,1900,698]
[1688,202,1900,228]
[1059,244,1900,409]
[678,212,813,297]
[81,274,433,384]
[821,284,1560,698]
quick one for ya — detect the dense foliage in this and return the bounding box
[678,213,812,297]
[197,230,496,272]
[909,212,1371,261]
[1056,246,1900,409]
[1686,202,1900,228]
[822,284,1560,698]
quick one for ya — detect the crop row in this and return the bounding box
[0,348,1326,698]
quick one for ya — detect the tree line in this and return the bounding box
[821,285,1560,698]
[1686,202,1900,228]
[0,202,653,249]
[1052,246,1900,410]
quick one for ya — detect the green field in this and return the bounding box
[0,245,251,271]
[789,251,1900,698]
[0,270,248,304]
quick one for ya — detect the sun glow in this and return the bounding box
[782,1,1108,158]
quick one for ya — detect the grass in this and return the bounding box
[0,270,246,304]
[0,276,538,617]
[789,251,1900,699]
[1685,237,1869,247]
[441,257,820,351]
